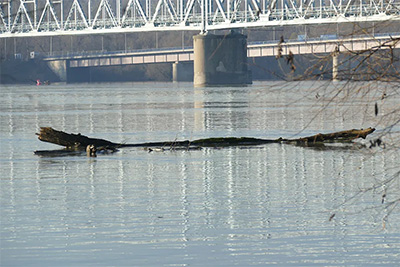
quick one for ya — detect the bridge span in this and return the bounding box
[1,0,400,37]
[41,33,400,82]
[45,33,398,67]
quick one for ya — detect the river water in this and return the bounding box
[1,81,399,266]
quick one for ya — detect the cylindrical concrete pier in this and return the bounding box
[332,47,340,81]
[332,53,339,81]
[193,32,251,86]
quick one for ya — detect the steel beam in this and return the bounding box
[0,0,399,37]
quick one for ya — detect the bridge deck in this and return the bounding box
[42,34,400,68]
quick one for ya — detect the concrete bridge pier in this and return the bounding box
[332,47,340,81]
[172,61,194,82]
[46,59,68,82]
[46,59,94,83]
[193,32,251,86]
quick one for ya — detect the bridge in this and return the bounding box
[42,33,400,65]
[1,0,400,37]
[41,32,400,82]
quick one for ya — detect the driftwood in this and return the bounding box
[286,128,375,144]
[37,127,119,148]
[34,127,375,156]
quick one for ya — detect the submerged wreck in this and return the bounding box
[34,127,376,157]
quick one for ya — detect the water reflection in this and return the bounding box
[1,82,399,266]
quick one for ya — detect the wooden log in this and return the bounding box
[35,127,376,155]
[36,127,119,148]
[35,127,276,149]
[34,149,85,157]
[290,127,375,145]
[191,137,276,147]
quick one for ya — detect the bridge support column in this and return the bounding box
[193,31,252,87]
[46,59,68,82]
[332,47,340,81]
[172,61,193,82]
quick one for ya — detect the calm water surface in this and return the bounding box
[1,81,399,266]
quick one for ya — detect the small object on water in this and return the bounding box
[86,144,97,157]
[148,147,164,152]
[375,102,378,116]
[96,146,118,154]
[369,138,383,148]
[36,79,42,86]
[329,213,335,221]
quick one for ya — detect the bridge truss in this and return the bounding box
[0,0,399,37]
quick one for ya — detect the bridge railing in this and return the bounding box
[42,45,193,59]
[249,32,400,46]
